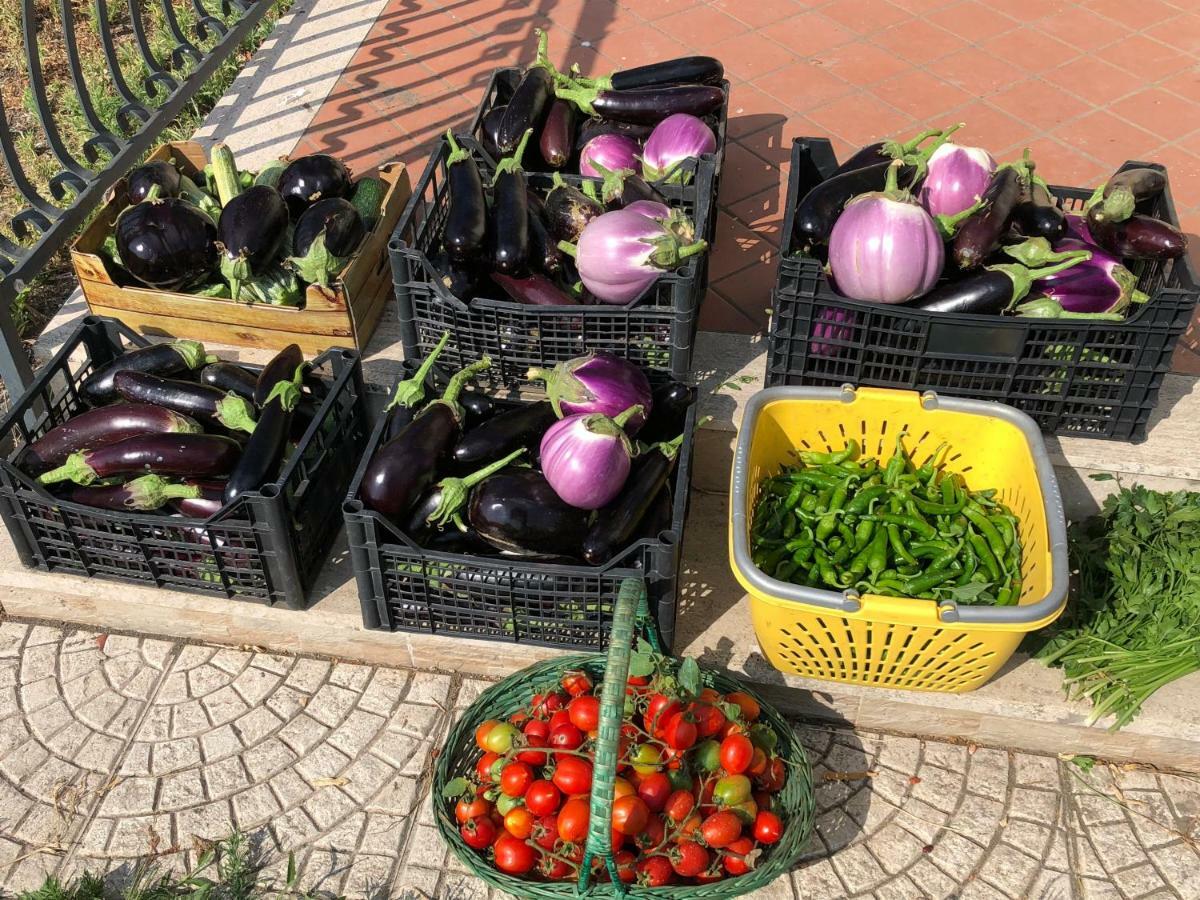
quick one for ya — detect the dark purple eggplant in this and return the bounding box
[380,331,450,442]
[599,56,724,91]
[581,432,684,565]
[832,126,953,177]
[114,370,257,434]
[57,474,202,512]
[526,208,565,276]
[1088,213,1187,260]
[557,83,724,126]
[290,197,366,287]
[577,118,654,148]
[359,359,491,520]
[128,161,181,202]
[792,161,918,249]
[443,131,487,264]
[642,484,672,539]
[421,524,495,555]
[254,344,303,408]
[460,392,496,429]
[544,173,603,242]
[172,479,227,518]
[468,467,588,557]
[1090,167,1168,224]
[38,434,241,486]
[439,258,482,303]
[277,154,352,219]
[452,400,556,467]
[405,448,525,536]
[489,130,533,274]
[115,197,218,290]
[1012,174,1066,242]
[914,240,1092,314]
[498,32,555,153]
[217,185,289,300]
[81,340,214,407]
[491,272,578,306]
[638,381,697,445]
[23,404,202,475]
[480,105,506,160]
[952,160,1030,270]
[591,163,667,211]
[539,99,576,168]
[200,362,258,402]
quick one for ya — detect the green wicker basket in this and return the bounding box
[433,579,816,896]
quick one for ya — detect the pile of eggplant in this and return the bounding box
[101,145,385,306]
[792,123,1188,349]
[22,341,326,517]
[359,340,695,566]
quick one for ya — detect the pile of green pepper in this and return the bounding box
[750,435,1023,606]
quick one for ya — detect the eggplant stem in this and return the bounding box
[676,239,708,262]
[431,357,491,415]
[553,83,597,117]
[556,240,578,258]
[445,130,471,167]
[37,452,98,486]
[612,404,645,430]
[215,394,258,434]
[426,448,525,530]
[492,128,533,182]
[387,330,451,412]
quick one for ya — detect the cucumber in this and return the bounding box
[350,176,386,232]
[209,143,242,207]
[254,160,287,189]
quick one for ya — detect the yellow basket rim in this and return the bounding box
[729,385,1069,627]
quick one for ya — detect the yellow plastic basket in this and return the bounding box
[729,385,1068,693]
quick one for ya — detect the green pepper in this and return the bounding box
[969,532,1002,584]
[955,540,978,586]
[887,524,918,567]
[830,542,852,565]
[866,528,889,577]
[774,560,798,582]
[915,442,949,484]
[838,522,856,546]
[909,493,966,516]
[815,480,850,541]
[928,542,962,573]
[854,518,875,548]
[800,493,820,514]
[964,504,1008,570]
[872,513,937,540]
[994,515,1017,551]
[846,484,889,515]
[901,567,958,597]
[791,543,814,566]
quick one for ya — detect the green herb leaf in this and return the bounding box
[441,776,470,799]
[678,658,701,698]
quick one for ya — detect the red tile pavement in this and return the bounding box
[294,0,1200,371]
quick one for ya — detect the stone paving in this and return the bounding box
[2,620,1199,898]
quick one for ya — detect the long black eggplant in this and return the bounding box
[289,197,366,287]
[480,106,507,160]
[543,173,603,242]
[490,129,533,274]
[57,474,202,512]
[792,161,918,248]
[452,400,556,466]
[223,353,305,505]
[638,381,697,444]
[359,358,491,520]
[581,432,684,565]
[23,404,201,475]
[527,206,565,276]
[1012,173,1066,242]
[421,525,495,555]
[498,31,555,153]
[468,468,588,557]
[642,484,672,540]
[405,448,525,536]
[1087,213,1187,260]
[114,370,257,434]
[491,272,578,306]
[952,158,1030,270]
[172,479,227,518]
[115,195,218,290]
[1090,167,1167,224]
[438,258,482,303]
[594,56,724,91]
[380,331,450,442]
[443,132,487,264]
[254,344,304,407]
[591,162,667,210]
[539,99,576,169]
[277,153,352,219]
[81,340,214,407]
[556,83,724,125]
[200,362,258,401]
[38,434,241,486]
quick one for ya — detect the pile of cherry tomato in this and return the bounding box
[445,666,789,886]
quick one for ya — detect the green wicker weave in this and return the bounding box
[433,578,817,897]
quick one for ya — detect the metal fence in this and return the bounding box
[0,0,274,392]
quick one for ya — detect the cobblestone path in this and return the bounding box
[1,622,1197,898]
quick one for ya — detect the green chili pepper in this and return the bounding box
[816,481,850,541]
[955,540,978,586]
[846,484,889,515]
[782,514,796,539]
[969,532,1002,583]
[792,544,814,566]
[883,432,909,487]
[854,518,875,548]
[909,493,966,516]
[799,493,819,514]
[774,560,798,582]
[872,513,937,540]
[866,528,889,577]
[940,474,957,508]
[994,515,1017,551]
[838,522,857,546]
[888,524,918,566]
[901,567,959,596]
[964,504,1008,570]
[798,439,858,467]
[928,542,961,573]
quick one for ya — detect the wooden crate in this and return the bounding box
[71,141,410,355]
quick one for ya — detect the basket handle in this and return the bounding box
[578,577,647,895]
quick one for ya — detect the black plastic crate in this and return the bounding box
[391,134,713,387]
[468,66,730,238]
[768,138,1199,442]
[0,316,369,606]
[343,368,695,651]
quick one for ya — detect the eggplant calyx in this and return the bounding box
[1014,297,1125,321]
[38,452,98,486]
[1091,186,1136,225]
[590,160,634,200]
[445,130,471,168]
[263,368,304,413]
[644,234,708,270]
[553,83,598,118]
[492,129,533,182]
[387,330,451,412]
[168,340,210,371]
[288,231,348,288]
[214,394,257,434]
[934,197,985,239]
[124,475,202,509]
[990,252,1092,311]
[582,404,644,454]
[1002,237,1092,269]
[427,357,491,421]
[531,28,556,74]
[219,251,253,302]
[652,429,688,463]
[426,448,525,531]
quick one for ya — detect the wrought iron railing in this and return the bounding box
[0,0,274,391]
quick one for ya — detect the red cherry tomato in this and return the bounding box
[524,779,562,816]
[720,734,755,775]
[539,855,572,880]
[549,723,584,751]
[700,810,743,849]
[561,670,593,697]
[723,836,756,875]
[635,813,666,851]
[692,702,727,738]
[615,849,638,884]
[645,694,682,738]
[612,795,650,836]
[475,751,500,783]
[677,812,702,840]
[636,855,674,887]
[531,814,558,850]
[754,809,784,844]
[493,833,536,874]
[747,747,768,777]
[516,733,548,768]
[499,761,534,798]
[523,718,550,741]
[636,772,672,814]
[552,756,593,797]
[568,695,600,732]
[671,840,710,877]
[725,691,761,722]
[504,807,536,840]
[454,795,491,824]
[663,711,698,751]
[548,709,572,732]
[663,789,695,824]
[458,815,495,850]
[557,797,589,843]
[755,756,787,793]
